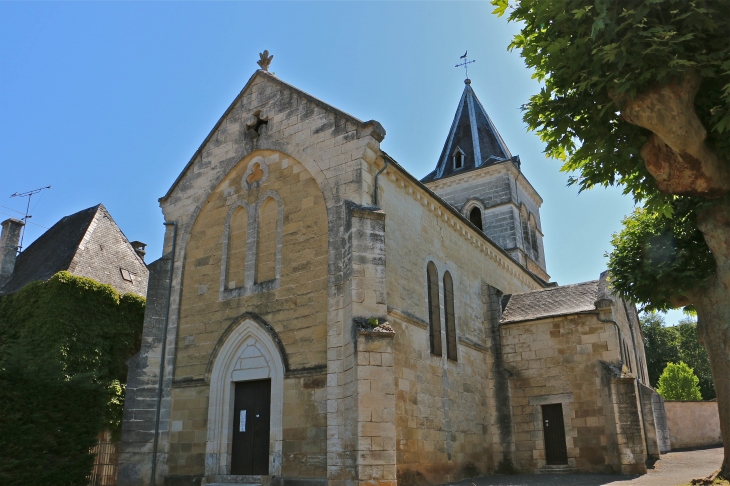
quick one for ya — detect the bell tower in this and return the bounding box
[422,79,549,282]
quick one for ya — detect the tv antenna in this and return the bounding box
[10,185,51,252]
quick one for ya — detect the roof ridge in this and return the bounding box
[507,279,599,296]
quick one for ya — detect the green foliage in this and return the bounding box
[657,361,703,401]
[0,345,106,486]
[492,0,730,213]
[607,202,714,311]
[641,313,715,399]
[0,271,145,435]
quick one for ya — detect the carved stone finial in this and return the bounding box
[257,50,274,71]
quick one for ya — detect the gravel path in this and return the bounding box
[445,446,723,486]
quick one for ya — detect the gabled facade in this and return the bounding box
[118,66,666,486]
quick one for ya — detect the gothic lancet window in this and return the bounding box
[469,207,483,231]
[427,262,442,356]
[226,204,249,290]
[443,271,457,361]
[256,196,278,283]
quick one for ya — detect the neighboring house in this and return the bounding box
[0,204,148,297]
[118,62,667,486]
[0,204,149,486]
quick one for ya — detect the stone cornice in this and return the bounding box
[424,160,543,207]
[378,155,547,289]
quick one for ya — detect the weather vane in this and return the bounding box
[455,51,475,82]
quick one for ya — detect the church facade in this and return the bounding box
[118,63,668,486]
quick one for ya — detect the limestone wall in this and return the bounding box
[664,401,722,449]
[377,161,543,483]
[499,313,623,473]
[164,149,329,478]
[130,70,390,486]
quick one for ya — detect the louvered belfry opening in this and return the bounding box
[469,207,483,231]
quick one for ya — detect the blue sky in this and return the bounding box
[0,2,684,324]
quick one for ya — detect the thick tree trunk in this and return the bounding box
[690,200,730,478]
[612,71,730,197]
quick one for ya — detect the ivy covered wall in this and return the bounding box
[0,271,145,485]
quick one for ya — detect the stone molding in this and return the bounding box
[425,160,543,207]
[386,306,428,330]
[205,317,285,477]
[381,160,541,289]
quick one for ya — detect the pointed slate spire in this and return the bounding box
[424,80,512,182]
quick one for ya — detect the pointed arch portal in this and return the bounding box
[205,317,285,477]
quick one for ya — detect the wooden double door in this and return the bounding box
[231,379,271,475]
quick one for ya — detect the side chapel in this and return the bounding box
[118,56,670,486]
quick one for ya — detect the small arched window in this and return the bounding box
[453,147,465,170]
[469,207,483,231]
[443,271,457,361]
[427,262,442,356]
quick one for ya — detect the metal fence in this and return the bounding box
[88,430,118,486]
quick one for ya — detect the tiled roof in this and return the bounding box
[0,205,100,294]
[500,280,601,324]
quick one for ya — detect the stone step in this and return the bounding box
[205,475,263,486]
[536,465,578,474]
[207,483,260,486]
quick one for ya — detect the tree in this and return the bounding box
[675,317,715,400]
[492,0,730,476]
[641,313,715,399]
[657,361,703,401]
[0,346,105,486]
[641,312,681,388]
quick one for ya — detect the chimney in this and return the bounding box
[130,241,147,261]
[0,218,24,287]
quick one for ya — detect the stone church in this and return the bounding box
[118,57,669,486]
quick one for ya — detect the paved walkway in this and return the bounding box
[447,447,723,486]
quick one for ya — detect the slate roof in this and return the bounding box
[500,280,601,324]
[0,205,101,294]
[422,80,512,183]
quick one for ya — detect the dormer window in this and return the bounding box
[453,147,465,170]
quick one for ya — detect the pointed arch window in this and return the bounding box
[443,271,457,361]
[427,262,442,356]
[453,147,465,170]
[469,207,483,231]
